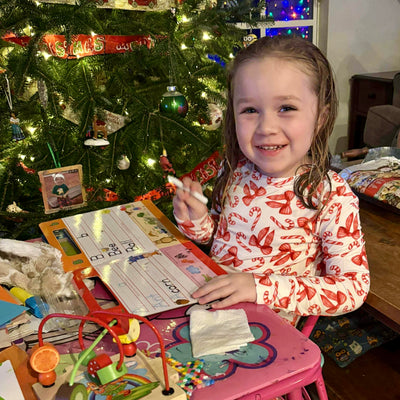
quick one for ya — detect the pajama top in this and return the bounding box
[175,158,370,325]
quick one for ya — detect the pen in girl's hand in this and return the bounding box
[168,175,208,205]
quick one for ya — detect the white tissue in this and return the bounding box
[190,308,255,358]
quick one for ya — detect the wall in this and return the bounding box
[320,0,400,154]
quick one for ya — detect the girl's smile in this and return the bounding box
[233,56,319,178]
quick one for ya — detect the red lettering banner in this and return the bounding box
[2,33,153,59]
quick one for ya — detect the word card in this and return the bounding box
[40,201,226,316]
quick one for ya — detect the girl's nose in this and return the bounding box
[256,112,279,135]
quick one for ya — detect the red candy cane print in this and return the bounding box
[326,202,342,224]
[232,171,243,192]
[270,216,295,230]
[228,212,248,225]
[263,281,279,305]
[347,290,356,309]
[296,198,306,209]
[252,169,262,180]
[307,304,321,314]
[229,194,240,208]
[267,176,293,188]
[236,232,252,252]
[281,235,306,244]
[275,279,296,309]
[211,242,226,256]
[242,257,265,272]
[329,265,341,275]
[249,206,261,231]
[322,231,344,246]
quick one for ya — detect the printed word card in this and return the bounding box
[40,201,225,316]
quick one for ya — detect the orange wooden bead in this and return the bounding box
[123,342,137,357]
[30,344,60,373]
[38,370,57,387]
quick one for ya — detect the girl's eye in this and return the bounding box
[242,107,257,114]
[280,105,296,112]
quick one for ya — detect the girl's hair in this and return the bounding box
[213,35,338,212]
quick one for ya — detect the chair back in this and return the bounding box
[301,315,319,338]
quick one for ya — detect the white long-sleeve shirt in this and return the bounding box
[175,158,370,325]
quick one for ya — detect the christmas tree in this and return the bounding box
[0,0,270,239]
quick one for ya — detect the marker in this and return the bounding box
[10,287,47,318]
[168,175,208,205]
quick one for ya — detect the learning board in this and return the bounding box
[40,201,225,316]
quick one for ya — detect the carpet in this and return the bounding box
[309,308,399,368]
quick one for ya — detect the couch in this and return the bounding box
[362,71,400,148]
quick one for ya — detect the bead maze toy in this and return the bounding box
[30,311,186,400]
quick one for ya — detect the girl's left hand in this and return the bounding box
[192,273,256,309]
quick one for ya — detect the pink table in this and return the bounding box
[136,303,323,400]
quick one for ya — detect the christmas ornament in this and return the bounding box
[199,103,223,131]
[38,80,48,108]
[6,201,26,213]
[10,111,25,142]
[84,114,109,147]
[117,155,130,170]
[159,149,175,178]
[243,33,257,48]
[160,86,188,117]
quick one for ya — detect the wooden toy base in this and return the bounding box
[32,350,186,400]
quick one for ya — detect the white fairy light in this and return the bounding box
[146,158,156,167]
[42,51,51,60]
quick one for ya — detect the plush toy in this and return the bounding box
[0,239,74,298]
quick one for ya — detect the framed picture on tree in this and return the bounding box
[38,165,87,214]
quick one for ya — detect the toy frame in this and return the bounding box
[38,164,87,214]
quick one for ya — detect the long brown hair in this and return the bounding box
[212,35,338,211]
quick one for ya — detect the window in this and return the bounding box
[235,0,319,44]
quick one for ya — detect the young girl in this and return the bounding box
[172,36,370,326]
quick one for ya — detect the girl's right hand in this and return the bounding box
[172,177,208,221]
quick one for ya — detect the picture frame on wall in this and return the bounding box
[38,164,87,214]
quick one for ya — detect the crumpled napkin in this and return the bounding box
[189,308,255,358]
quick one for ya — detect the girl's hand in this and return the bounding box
[172,177,208,221]
[192,273,256,309]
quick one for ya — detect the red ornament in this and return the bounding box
[159,152,175,178]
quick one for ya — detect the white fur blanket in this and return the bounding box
[0,239,73,297]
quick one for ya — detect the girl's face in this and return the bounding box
[233,56,319,178]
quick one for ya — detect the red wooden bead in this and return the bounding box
[87,354,112,379]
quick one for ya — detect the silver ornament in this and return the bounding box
[118,155,130,170]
